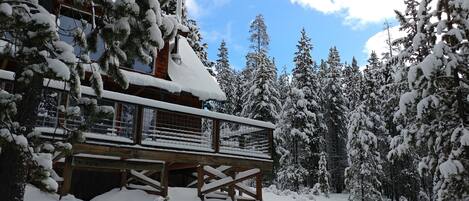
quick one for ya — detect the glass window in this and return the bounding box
[57,7,154,74]
[36,89,60,127]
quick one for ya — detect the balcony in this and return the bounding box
[34,83,274,160]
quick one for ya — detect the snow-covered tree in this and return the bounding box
[277,66,291,105]
[275,87,310,191]
[249,14,269,54]
[241,14,280,123]
[316,151,331,197]
[345,104,383,201]
[322,47,348,193]
[390,0,469,200]
[185,19,214,74]
[214,40,236,114]
[0,0,174,199]
[242,53,280,123]
[291,29,326,185]
[343,57,363,110]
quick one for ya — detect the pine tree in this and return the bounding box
[343,57,363,110]
[316,151,331,197]
[292,29,326,186]
[391,0,469,200]
[275,87,310,191]
[242,53,281,123]
[277,66,291,105]
[0,0,173,199]
[322,47,348,193]
[241,15,280,123]
[184,19,215,75]
[383,1,423,200]
[214,40,236,114]
[249,14,270,54]
[345,104,383,201]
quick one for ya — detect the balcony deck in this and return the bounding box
[0,70,274,171]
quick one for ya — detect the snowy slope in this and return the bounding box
[25,184,348,201]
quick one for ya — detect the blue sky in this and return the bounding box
[185,0,405,72]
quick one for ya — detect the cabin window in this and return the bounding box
[0,80,14,93]
[36,89,60,128]
[57,6,154,74]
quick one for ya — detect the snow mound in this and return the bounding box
[24,185,348,201]
[90,188,163,201]
[24,184,82,201]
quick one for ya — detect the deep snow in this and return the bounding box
[24,184,349,201]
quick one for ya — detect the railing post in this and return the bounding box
[268,129,274,159]
[212,119,220,153]
[133,105,144,145]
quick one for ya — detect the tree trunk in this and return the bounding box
[0,144,27,201]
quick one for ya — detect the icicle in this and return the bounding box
[91,1,96,29]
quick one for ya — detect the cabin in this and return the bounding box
[0,1,274,201]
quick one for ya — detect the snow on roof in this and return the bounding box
[167,37,226,101]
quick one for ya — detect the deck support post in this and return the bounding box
[228,170,235,201]
[197,165,204,201]
[161,163,169,197]
[256,172,263,201]
[60,156,73,197]
[120,169,128,189]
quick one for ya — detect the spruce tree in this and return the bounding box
[242,53,280,123]
[317,151,331,197]
[292,29,326,186]
[277,66,291,105]
[214,40,236,114]
[241,14,280,123]
[345,104,383,201]
[275,87,310,191]
[391,0,469,200]
[323,47,348,193]
[0,0,174,199]
[343,57,363,110]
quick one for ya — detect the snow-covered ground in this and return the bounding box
[25,184,348,201]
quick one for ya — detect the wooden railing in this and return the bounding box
[31,82,274,160]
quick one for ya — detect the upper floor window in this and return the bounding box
[57,5,154,74]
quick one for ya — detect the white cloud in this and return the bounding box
[364,25,406,58]
[186,0,201,18]
[290,0,405,27]
[185,0,231,19]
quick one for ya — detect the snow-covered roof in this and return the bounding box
[118,37,225,101]
[167,37,226,101]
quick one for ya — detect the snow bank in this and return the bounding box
[90,188,163,201]
[24,184,82,201]
[25,184,348,201]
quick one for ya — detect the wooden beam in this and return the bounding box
[212,119,220,153]
[197,165,204,201]
[120,170,128,188]
[169,163,197,171]
[60,157,73,197]
[160,163,169,197]
[134,105,144,145]
[201,169,260,195]
[256,172,263,201]
[228,170,235,201]
[72,143,273,171]
[72,156,164,171]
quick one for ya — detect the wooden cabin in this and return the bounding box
[0,1,274,200]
